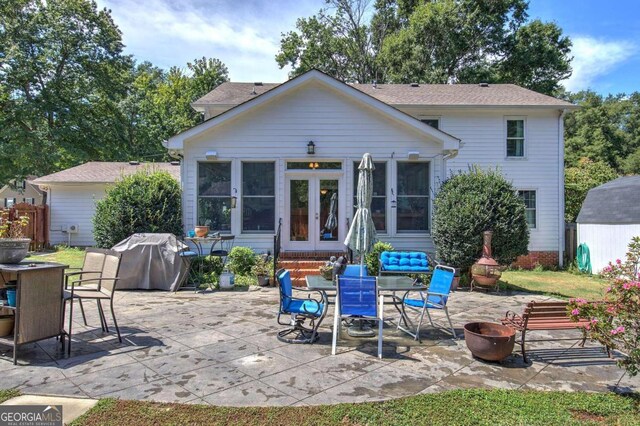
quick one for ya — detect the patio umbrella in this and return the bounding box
[324,192,338,232]
[345,153,377,276]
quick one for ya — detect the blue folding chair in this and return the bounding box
[276,269,326,344]
[399,265,457,340]
[343,264,368,276]
[332,276,383,358]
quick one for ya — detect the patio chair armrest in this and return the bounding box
[293,287,324,299]
[70,277,122,285]
[288,295,323,315]
[65,270,102,277]
[502,310,523,327]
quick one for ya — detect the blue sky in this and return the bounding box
[97,0,639,94]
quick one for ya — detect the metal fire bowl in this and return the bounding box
[0,239,31,264]
[464,322,516,361]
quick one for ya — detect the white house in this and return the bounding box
[32,162,180,246]
[577,176,640,272]
[166,70,576,266]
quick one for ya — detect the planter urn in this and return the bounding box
[0,238,31,264]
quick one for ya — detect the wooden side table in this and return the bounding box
[0,261,67,364]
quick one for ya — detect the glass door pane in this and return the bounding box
[319,179,339,242]
[290,180,309,241]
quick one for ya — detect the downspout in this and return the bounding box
[558,109,567,267]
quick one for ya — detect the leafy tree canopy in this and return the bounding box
[276,0,572,94]
[565,158,618,223]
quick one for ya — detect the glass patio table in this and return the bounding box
[305,275,427,334]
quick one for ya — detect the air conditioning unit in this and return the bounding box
[66,224,79,234]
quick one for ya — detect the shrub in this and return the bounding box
[568,236,640,376]
[432,167,529,271]
[365,241,394,275]
[93,169,182,248]
[227,246,256,275]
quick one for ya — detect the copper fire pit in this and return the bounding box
[464,322,515,361]
[470,231,503,291]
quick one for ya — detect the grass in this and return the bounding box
[0,389,19,403]
[68,390,639,426]
[26,246,85,269]
[500,270,607,300]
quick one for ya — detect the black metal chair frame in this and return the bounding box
[276,269,327,344]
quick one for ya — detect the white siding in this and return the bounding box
[48,184,106,246]
[183,82,445,253]
[577,224,640,273]
[399,107,562,253]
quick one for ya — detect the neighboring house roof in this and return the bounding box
[32,162,181,185]
[193,80,577,109]
[169,70,461,151]
[577,176,640,224]
[0,176,45,197]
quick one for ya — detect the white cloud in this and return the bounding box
[565,36,636,91]
[97,0,323,82]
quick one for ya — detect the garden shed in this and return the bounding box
[576,175,640,272]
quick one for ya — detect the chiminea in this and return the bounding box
[470,231,503,291]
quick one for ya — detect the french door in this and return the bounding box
[284,174,344,251]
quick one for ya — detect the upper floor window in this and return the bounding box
[420,118,439,130]
[4,198,16,208]
[353,161,387,232]
[518,190,536,228]
[242,162,275,233]
[198,162,231,231]
[23,198,35,205]
[506,119,525,157]
[397,162,430,232]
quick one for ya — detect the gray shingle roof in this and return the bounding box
[32,162,181,184]
[193,81,576,108]
[576,176,640,224]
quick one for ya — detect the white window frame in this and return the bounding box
[505,116,527,159]
[518,189,537,229]
[419,116,441,130]
[395,161,431,234]
[196,161,233,232]
[241,161,276,234]
[353,160,388,234]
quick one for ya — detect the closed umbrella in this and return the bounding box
[324,192,338,233]
[345,153,377,276]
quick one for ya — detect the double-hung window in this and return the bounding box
[198,162,231,231]
[242,162,275,232]
[518,190,537,228]
[396,162,430,232]
[506,118,525,157]
[353,161,386,232]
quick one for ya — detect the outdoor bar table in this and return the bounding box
[0,261,67,364]
[305,275,427,335]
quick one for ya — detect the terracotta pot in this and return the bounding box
[0,238,31,264]
[464,322,515,361]
[0,315,14,337]
[194,226,209,238]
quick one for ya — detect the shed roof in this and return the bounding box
[32,162,180,185]
[576,175,640,224]
[193,81,577,109]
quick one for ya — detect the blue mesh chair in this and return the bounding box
[332,276,383,358]
[399,265,456,340]
[276,269,326,344]
[343,264,368,276]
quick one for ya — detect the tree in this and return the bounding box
[565,158,618,223]
[277,0,572,94]
[379,0,571,94]
[564,91,640,172]
[0,0,132,182]
[432,167,529,271]
[93,169,182,248]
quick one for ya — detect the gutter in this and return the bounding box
[558,109,567,267]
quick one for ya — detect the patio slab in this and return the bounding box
[0,287,637,407]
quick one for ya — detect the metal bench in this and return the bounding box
[501,301,608,363]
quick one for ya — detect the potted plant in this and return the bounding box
[0,211,30,264]
[251,254,271,287]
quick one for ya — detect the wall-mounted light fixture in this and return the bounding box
[308,162,320,169]
[231,188,238,208]
[307,141,316,155]
[205,150,218,160]
[408,151,420,160]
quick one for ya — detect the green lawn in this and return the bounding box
[500,270,607,300]
[0,389,19,404]
[68,390,639,426]
[26,246,85,269]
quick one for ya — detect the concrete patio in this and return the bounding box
[1,288,637,406]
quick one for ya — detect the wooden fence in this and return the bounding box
[1,203,49,251]
[565,222,577,265]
